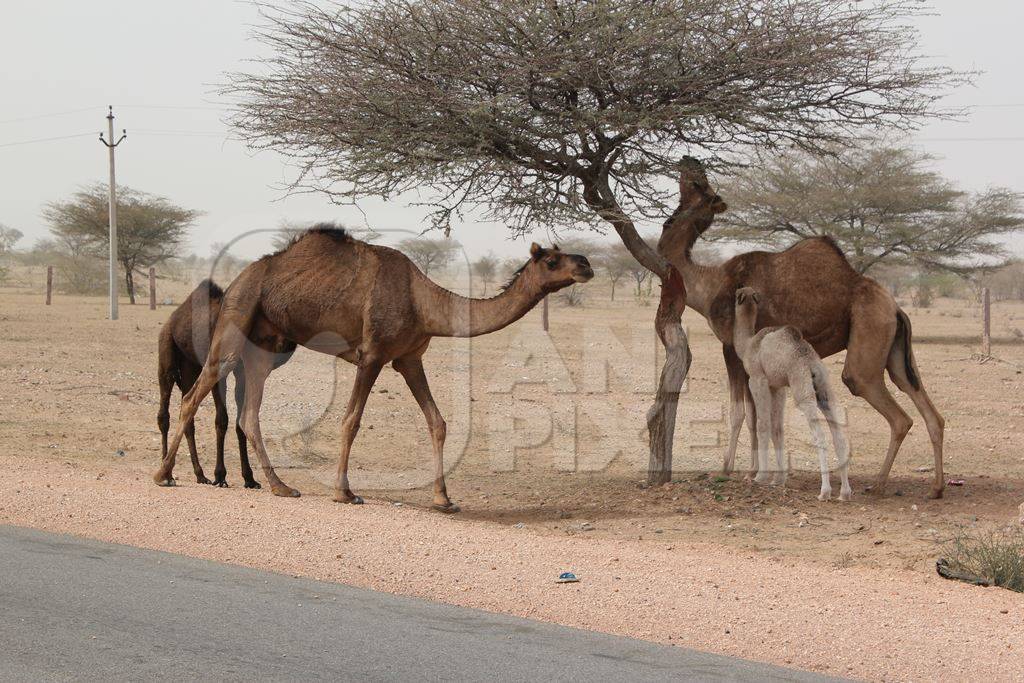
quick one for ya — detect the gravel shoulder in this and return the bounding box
[2,454,1021,681]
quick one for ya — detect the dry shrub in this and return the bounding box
[557,285,585,307]
[940,527,1024,593]
[56,255,107,295]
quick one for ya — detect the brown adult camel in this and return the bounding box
[157,279,266,489]
[154,225,594,511]
[658,169,946,498]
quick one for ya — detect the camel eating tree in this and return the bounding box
[155,227,593,510]
[659,170,945,498]
[225,0,962,483]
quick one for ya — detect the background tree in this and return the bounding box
[471,253,499,294]
[601,241,636,302]
[226,0,963,482]
[398,237,459,276]
[43,184,198,304]
[0,224,23,254]
[717,145,1024,274]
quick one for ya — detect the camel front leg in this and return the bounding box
[333,360,383,505]
[211,377,229,487]
[722,346,747,476]
[394,357,458,513]
[748,377,774,485]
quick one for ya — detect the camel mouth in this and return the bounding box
[573,267,594,283]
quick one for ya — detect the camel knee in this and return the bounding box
[430,415,447,442]
[892,413,913,440]
[215,411,229,432]
[157,410,170,434]
[841,372,860,397]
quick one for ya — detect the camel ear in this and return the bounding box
[529,242,544,260]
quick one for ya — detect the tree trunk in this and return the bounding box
[124,265,136,305]
[582,175,688,485]
[647,267,690,484]
[610,281,616,301]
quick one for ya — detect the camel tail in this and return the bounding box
[894,309,920,391]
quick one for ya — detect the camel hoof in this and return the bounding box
[244,480,261,490]
[818,491,831,502]
[432,502,460,514]
[154,477,176,487]
[753,474,772,486]
[271,485,301,498]
[196,476,213,486]
[839,491,852,502]
[213,479,229,488]
[333,493,363,504]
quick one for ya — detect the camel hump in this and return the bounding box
[195,278,224,301]
[273,222,353,256]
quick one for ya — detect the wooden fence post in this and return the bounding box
[982,287,991,357]
[149,267,157,310]
[45,266,53,305]
[542,295,549,331]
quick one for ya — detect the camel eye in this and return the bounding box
[546,258,559,270]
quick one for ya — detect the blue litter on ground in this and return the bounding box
[556,572,580,583]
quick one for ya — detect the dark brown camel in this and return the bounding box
[157,279,262,488]
[154,225,594,511]
[658,168,945,498]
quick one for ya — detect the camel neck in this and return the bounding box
[657,215,723,318]
[416,270,547,338]
[733,308,756,359]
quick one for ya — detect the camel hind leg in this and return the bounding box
[887,310,945,498]
[394,356,458,512]
[237,344,299,498]
[843,305,912,497]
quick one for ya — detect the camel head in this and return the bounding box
[734,286,761,317]
[677,166,728,221]
[658,158,727,257]
[507,243,594,293]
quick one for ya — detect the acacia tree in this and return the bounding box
[44,185,198,304]
[717,145,1024,274]
[398,237,460,276]
[0,224,23,253]
[227,0,961,483]
[471,253,499,294]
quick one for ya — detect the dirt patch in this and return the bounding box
[2,285,1023,678]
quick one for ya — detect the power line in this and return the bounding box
[0,132,99,148]
[0,106,103,125]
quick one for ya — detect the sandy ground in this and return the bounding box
[1,455,1022,682]
[2,277,1024,679]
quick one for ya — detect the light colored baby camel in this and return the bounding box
[733,287,852,502]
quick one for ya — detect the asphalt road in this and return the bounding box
[0,525,834,682]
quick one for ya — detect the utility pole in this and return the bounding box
[99,106,126,320]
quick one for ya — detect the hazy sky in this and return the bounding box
[1,0,1022,260]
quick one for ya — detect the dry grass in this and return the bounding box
[942,527,1024,593]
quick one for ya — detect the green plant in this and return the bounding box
[939,527,1024,593]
